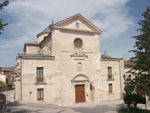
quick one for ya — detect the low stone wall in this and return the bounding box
[0,85,13,92]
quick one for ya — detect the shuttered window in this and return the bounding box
[36,67,44,82]
[109,83,113,93]
[108,67,112,79]
[37,88,44,100]
[76,22,79,28]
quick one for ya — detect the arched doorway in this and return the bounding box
[71,74,89,103]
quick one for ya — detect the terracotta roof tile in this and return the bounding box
[124,61,136,66]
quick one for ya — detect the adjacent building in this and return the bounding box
[15,14,125,105]
[124,61,136,81]
[0,74,6,84]
[0,67,15,85]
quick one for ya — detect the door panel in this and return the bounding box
[75,85,85,103]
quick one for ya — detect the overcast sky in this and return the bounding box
[0,0,150,67]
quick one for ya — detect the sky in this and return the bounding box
[0,0,150,67]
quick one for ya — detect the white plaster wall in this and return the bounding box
[0,74,6,83]
[124,66,135,79]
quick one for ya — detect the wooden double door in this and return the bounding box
[75,85,85,103]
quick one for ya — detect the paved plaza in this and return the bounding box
[5,100,150,113]
[2,90,150,113]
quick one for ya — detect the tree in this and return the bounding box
[0,0,9,34]
[129,6,150,98]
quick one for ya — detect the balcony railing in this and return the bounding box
[37,77,43,83]
[107,74,114,81]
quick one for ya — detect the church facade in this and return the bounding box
[15,14,125,105]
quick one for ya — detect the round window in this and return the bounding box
[74,38,83,49]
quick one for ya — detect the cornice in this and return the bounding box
[53,26,101,34]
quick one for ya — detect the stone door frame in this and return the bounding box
[71,74,89,103]
[75,84,85,103]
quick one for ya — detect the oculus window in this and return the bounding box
[74,38,83,49]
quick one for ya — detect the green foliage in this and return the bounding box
[0,93,5,102]
[0,0,9,34]
[118,107,150,113]
[0,98,2,102]
[124,94,146,107]
[123,7,150,107]
[0,81,4,85]
[0,93,6,113]
[0,0,8,10]
[0,96,3,102]
[124,82,135,95]
[129,6,150,97]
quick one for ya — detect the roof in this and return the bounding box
[25,14,102,53]
[28,41,39,44]
[0,67,15,70]
[35,13,101,46]
[24,41,39,45]
[54,13,102,34]
[37,14,102,37]
[124,61,136,67]
[23,42,40,52]
[17,54,55,60]
[101,53,123,61]
[101,53,112,59]
[101,57,123,61]
[37,26,51,37]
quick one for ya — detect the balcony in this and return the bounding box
[107,74,114,81]
[35,78,46,85]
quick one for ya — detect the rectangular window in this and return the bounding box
[37,88,44,100]
[76,22,79,28]
[108,67,112,79]
[36,67,44,82]
[109,83,113,93]
[4,71,9,75]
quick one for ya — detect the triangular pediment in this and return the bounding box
[54,14,101,34]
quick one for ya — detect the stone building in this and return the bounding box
[15,14,125,105]
[0,67,15,85]
[124,61,136,81]
[0,74,6,84]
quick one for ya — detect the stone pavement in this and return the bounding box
[2,90,150,113]
[6,99,150,113]
[2,90,15,103]
[6,100,122,113]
